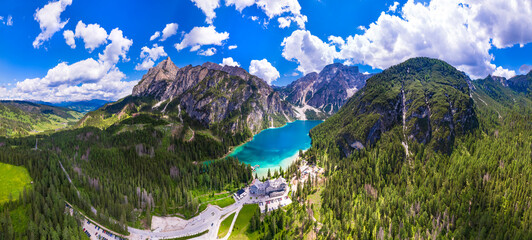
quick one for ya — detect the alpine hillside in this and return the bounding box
[0,100,83,137]
[311,57,478,156]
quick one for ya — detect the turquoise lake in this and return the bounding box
[229,120,322,177]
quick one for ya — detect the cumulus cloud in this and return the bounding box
[228,45,238,50]
[1,28,136,102]
[73,21,108,52]
[161,23,178,41]
[221,57,240,67]
[174,26,229,52]
[519,64,532,74]
[281,30,338,75]
[225,0,255,11]
[5,15,13,26]
[190,0,220,24]
[135,44,167,71]
[469,0,532,48]
[33,0,72,48]
[249,59,280,84]
[150,31,160,41]
[149,23,178,41]
[328,36,345,46]
[198,47,217,56]
[331,0,532,79]
[99,28,133,65]
[388,2,400,12]
[63,30,76,48]
[278,17,291,28]
[226,0,307,29]
[492,66,516,79]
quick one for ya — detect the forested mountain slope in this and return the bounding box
[0,100,83,137]
[312,58,478,156]
[304,57,531,239]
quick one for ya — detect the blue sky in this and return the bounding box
[0,0,531,102]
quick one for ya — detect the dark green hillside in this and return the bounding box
[312,57,478,156]
[300,58,531,239]
[507,71,532,95]
[0,100,83,137]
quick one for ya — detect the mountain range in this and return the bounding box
[0,100,83,137]
[278,63,373,119]
[33,99,110,113]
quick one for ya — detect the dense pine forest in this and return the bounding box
[303,59,532,239]
[0,113,253,238]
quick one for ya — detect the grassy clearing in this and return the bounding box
[212,197,236,208]
[0,162,32,204]
[229,204,258,240]
[197,192,230,202]
[307,187,323,222]
[218,212,236,238]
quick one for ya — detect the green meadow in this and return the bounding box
[0,162,32,204]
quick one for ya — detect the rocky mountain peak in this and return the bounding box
[279,62,372,118]
[320,63,359,79]
[202,62,252,81]
[133,57,179,97]
[129,60,294,134]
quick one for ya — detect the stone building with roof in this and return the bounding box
[250,177,287,197]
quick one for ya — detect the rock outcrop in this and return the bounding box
[132,58,294,134]
[279,63,373,117]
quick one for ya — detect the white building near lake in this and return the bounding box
[250,177,287,197]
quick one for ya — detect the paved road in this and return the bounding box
[127,187,286,240]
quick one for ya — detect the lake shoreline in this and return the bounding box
[228,120,323,178]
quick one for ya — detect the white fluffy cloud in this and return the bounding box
[281,30,338,75]
[388,2,400,12]
[161,23,178,41]
[33,0,72,48]
[492,66,516,79]
[1,28,136,102]
[149,23,178,41]
[174,26,229,53]
[221,57,240,67]
[249,59,280,84]
[63,30,76,48]
[150,31,160,41]
[98,28,133,65]
[226,0,307,29]
[279,0,532,79]
[228,45,238,50]
[469,0,532,48]
[190,0,220,24]
[72,21,108,52]
[1,15,14,26]
[135,44,168,70]
[198,47,217,56]
[225,0,255,11]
